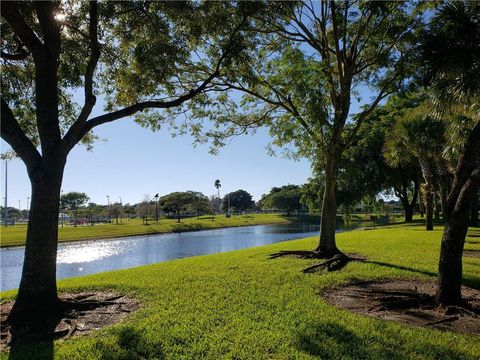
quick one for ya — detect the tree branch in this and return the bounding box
[63,1,100,151]
[33,1,61,57]
[1,2,43,59]
[1,97,41,171]
[64,5,252,153]
[1,50,29,61]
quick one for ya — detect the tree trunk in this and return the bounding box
[315,153,340,256]
[434,192,441,221]
[436,121,480,306]
[9,159,65,323]
[436,157,452,224]
[424,185,434,230]
[418,187,425,217]
[419,158,434,230]
[404,205,414,222]
[469,189,479,227]
[397,178,418,223]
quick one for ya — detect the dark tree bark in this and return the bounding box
[395,176,419,222]
[436,121,480,306]
[469,189,479,227]
[436,158,452,223]
[316,151,340,256]
[419,158,435,230]
[434,192,441,221]
[9,157,66,322]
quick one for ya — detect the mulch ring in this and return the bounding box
[464,249,480,258]
[322,279,480,334]
[0,291,139,349]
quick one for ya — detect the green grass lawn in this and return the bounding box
[1,223,479,359]
[0,214,295,247]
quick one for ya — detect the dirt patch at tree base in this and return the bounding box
[323,279,480,334]
[464,249,480,258]
[0,291,139,349]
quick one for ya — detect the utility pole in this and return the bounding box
[3,160,8,226]
[27,197,30,220]
[61,189,64,228]
[119,196,123,224]
[228,193,231,217]
[154,193,159,222]
[106,195,110,222]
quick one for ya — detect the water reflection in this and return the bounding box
[1,223,321,291]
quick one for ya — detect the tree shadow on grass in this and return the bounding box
[363,260,480,290]
[93,326,164,360]
[296,322,471,360]
[7,324,55,360]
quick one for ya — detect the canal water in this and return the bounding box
[1,223,321,291]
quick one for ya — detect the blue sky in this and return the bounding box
[0,82,375,210]
[1,112,312,208]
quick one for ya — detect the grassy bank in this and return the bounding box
[1,223,479,359]
[0,213,295,247]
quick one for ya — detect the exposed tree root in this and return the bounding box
[268,250,324,260]
[269,248,366,274]
[1,291,139,348]
[302,254,350,273]
[323,279,480,334]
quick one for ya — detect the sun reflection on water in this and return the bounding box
[56,241,125,264]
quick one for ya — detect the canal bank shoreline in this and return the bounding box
[1,214,316,248]
[1,222,325,291]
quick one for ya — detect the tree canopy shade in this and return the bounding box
[222,189,254,212]
[1,0,254,326]
[192,1,426,257]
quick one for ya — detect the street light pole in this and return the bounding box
[119,196,122,224]
[106,195,110,222]
[27,197,30,220]
[3,160,8,226]
[154,193,159,222]
[61,189,64,228]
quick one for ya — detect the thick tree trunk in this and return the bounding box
[9,159,65,323]
[419,158,434,230]
[469,189,479,227]
[436,157,452,223]
[422,183,434,230]
[397,178,418,222]
[434,192,441,221]
[436,121,480,307]
[418,188,425,217]
[404,205,414,222]
[436,175,479,305]
[315,154,340,256]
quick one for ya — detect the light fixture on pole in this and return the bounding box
[154,193,159,222]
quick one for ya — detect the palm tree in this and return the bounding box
[384,102,445,231]
[214,179,221,210]
[420,2,480,306]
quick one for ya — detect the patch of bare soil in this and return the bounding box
[0,291,139,349]
[464,249,480,258]
[323,279,480,334]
